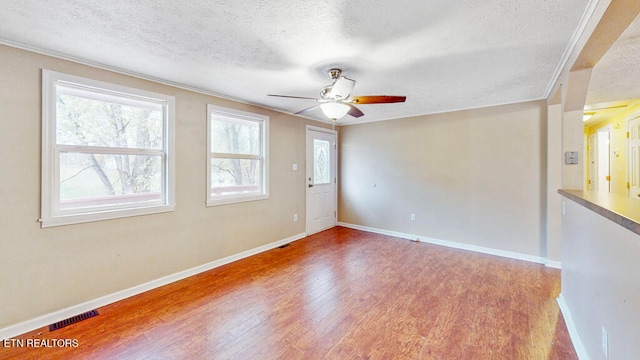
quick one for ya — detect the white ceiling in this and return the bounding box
[0,0,604,124]
[579,9,640,127]
[587,11,640,105]
[584,11,640,126]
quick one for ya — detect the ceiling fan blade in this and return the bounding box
[330,77,356,99]
[295,105,321,115]
[584,104,628,111]
[350,95,406,104]
[347,104,364,118]
[268,94,319,101]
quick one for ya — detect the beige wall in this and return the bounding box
[546,102,564,263]
[0,44,329,328]
[562,110,585,190]
[338,101,547,258]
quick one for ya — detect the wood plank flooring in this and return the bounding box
[1,227,577,359]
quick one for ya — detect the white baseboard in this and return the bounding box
[337,222,552,265]
[0,232,306,340]
[545,260,562,269]
[557,294,590,360]
[338,222,416,241]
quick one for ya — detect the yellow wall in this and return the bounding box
[0,44,330,328]
[586,102,640,196]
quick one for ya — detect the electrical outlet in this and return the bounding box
[410,213,416,221]
[293,214,298,222]
[602,327,609,358]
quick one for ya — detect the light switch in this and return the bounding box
[565,151,579,165]
[292,163,298,171]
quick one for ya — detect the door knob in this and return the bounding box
[308,184,314,188]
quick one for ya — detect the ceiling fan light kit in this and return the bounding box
[320,102,351,120]
[268,68,407,122]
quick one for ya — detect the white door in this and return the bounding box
[597,126,611,193]
[588,134,597,191]
[306,126,337,235]
[629,115,640,198]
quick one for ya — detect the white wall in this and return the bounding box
[339,101,547,258]
[561,198,640,359]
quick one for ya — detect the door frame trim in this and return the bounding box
[597,125,612,193]
[588,133,597,191]
[627,112,640,198]
[305,125,338,235]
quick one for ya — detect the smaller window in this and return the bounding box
[207,105,269,206]
[313,139,331,185]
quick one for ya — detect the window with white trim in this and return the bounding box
[41,70,175,227]
[207,104,268,206]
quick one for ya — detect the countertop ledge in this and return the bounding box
[558,189,640,236]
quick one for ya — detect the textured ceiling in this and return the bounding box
[581,9,640,127]
[0,0,597,124]
[587,11,640,105]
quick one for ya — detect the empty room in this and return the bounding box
[1,1,639,359]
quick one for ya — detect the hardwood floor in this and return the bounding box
[2,227,577,359]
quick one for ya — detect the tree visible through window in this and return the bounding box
[57,87,163,205]
[207,105,268,205]
[41,70,175,227]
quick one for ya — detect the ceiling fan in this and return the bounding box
[268,68,406,121]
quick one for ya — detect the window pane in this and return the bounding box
[60,152,162,209]
[56,87,164,149]
[211,158,261,196]
[210,115,260,155]
[314,139,331,185]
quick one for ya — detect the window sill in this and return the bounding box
[206,194,269,207]
[40,204,176,228]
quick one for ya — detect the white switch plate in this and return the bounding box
[293,214,298,222]
[602,327,609,358]
[565,151,579,164]
[292,163,298,171]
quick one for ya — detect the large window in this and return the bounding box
[41,70,175,227]
[207,105,268,206]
